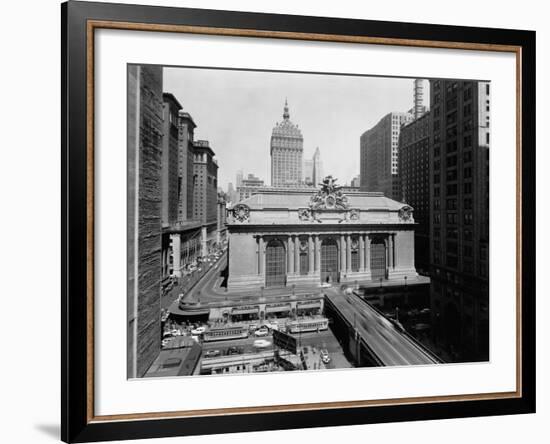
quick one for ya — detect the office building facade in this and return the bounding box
[360,112,413,200]
[399,111,431,272]
[271,100,304,187]
[429,79,490,361]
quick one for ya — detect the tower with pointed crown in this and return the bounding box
[270,99,304,187]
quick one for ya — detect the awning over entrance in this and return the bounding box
[296,301,322,309]
[266,304,291,313]
[231,306,259,315]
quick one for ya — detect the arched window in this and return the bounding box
[370,236,387,280]
[265,239,286,287]
[321,238,339,283]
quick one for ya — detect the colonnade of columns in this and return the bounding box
[255,232,397,281]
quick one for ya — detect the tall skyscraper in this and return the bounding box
[270,99,304,187]
[177,110,196,222]
[127,65,163,378]
[429,79,490,361]
[360,112,413,200]
[399,110,431,272]
[161,93,182,227]
[413,79,429,119]
[193,140,218,225]
[193,140,219,257]
[235,170,244,188]
[303,147,324,186]
[312,146,324,185]
[303,158,314,185]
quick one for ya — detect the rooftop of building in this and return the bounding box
[178,110,197,128]
[271,99,303,140]
[193,139,216,157]
[235,188,406,211]
[162,92,183,110]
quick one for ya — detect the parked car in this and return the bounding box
[320,349,331,364]
[254,327,269,337]
[253,339,271,348]
[320,282,332,288]
[226,346,241,355]
[191,326,206,335]
[204,349,221,358]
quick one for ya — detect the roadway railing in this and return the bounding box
[351,290,443,364]
[323,294,384,366]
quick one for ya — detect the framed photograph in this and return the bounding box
[61,1,535,442]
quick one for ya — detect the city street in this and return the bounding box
[200,328,352,370]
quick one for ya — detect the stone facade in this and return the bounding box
[227,177,419,291]
[177,111,196,223]
[127,65,163,378]
[161,93,182,227]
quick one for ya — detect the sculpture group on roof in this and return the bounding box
[309,175,349,210]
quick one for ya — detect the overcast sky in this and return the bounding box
[164,67,428,190]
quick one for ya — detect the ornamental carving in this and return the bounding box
[298,208,312,221]
[349,209,359,221]
[309,176,349,210]
[299,240,309,252]
[398,205,413,222]
[233,203,250,222]
[350,238,359,252]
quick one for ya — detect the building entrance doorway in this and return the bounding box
[370,237,387,280]
[265,239,286,287]
[321,238,339,284]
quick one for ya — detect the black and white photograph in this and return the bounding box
[127,66,490,379]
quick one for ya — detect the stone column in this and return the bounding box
[392,233,397,269]
[315,235,321,272]
[359,234,365,271]
[259,236,265,277]
[388,234,394,269]
[346,234,352,273]
[288,236,294,275]
[365,235,371,271]
[201,225,208,257]
[340,234,346,275]
[294,236,300,274]
[170,233,182,277]
[256,236,260,275]
[384,237,390,274]
[308,235,314,274]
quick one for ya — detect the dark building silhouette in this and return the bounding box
[399,111,431,273]
[429,79,490,362]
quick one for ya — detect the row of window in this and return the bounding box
[433,212,473,225]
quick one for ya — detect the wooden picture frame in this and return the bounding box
[62,1,535,442]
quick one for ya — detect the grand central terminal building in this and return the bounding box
[226,177,420,291]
